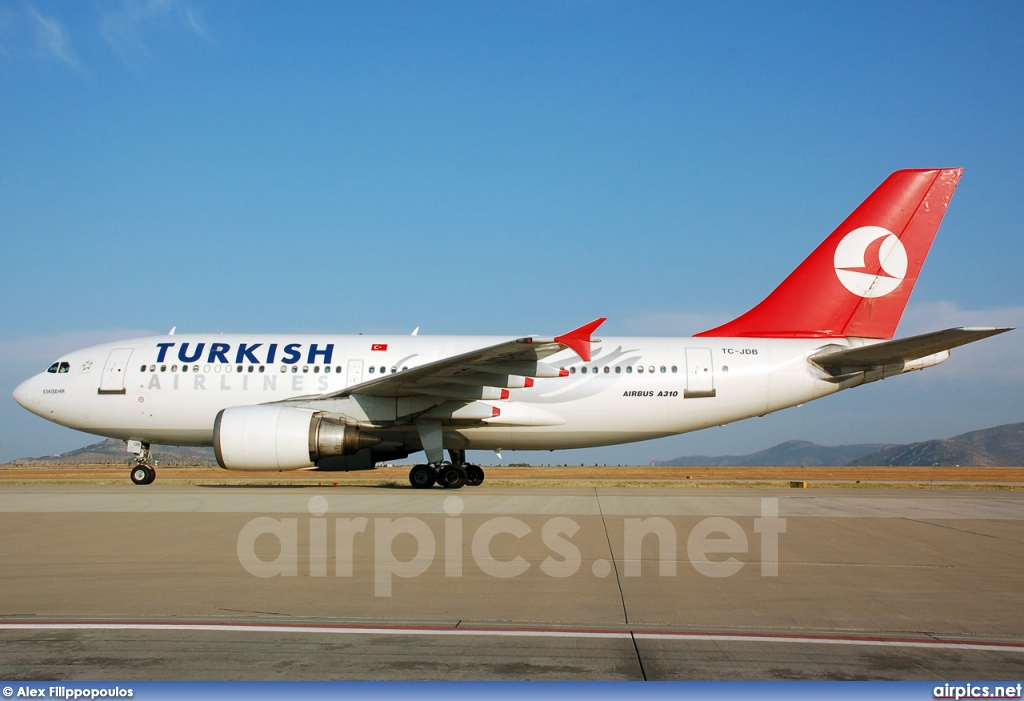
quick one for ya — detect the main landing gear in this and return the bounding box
[408,450,485,490]
[128,441,156,485]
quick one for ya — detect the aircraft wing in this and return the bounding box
[810,327,1012,372]
[311,318,606,400]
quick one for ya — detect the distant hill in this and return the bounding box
[658,440,893,467]
[7,438,217,466]
[849,422,1024,467]
[660,422,1024,467]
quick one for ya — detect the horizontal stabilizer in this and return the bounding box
[811,327,1012,370]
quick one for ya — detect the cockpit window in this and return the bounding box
[47,362,59,374]
[58,362,70,373]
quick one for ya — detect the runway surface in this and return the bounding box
[1,484,1023,680]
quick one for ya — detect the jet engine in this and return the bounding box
[213,405,379,471]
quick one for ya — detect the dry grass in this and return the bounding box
[1,463,1022,488]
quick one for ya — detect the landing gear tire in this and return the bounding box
[464,464,485,487]
[131,465,155,485]
[438,464,467,489]
[409,464,436,489]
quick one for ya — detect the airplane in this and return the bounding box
[13,168,1011,488]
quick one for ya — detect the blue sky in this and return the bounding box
[2,1,1022,464]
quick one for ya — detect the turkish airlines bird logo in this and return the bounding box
[833,226,908,298]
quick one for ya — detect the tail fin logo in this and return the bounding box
[833,226,908,298]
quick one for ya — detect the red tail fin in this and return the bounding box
[695,168,963,340]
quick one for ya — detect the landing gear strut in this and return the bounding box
[128,441,156,485]
[407,449,485,489]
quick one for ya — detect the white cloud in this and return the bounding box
[181,5,211,42]
[26,5,84,73]
[899,300,1024,335]
[896,301,1023,382]
[0,329,157,369]
[618,310,727,336]
[101,0,213,66]
[0,8,14,57]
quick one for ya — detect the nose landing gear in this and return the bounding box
[128,441,156,485]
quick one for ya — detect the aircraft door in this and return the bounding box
[98,348,133,395]
[684,348,716,398]
[346,359,364,388]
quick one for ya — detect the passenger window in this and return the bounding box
[660,366,666,373]
[193,365,199,373]
[280,366,287,373]
[637,366,644,374]
[648,366,655,373]
[570,367,577,374]
[615,366,621,374]
[171,365,178,372]
[139,365,146,372]
[325,366,331,374]
[237,365,243,373]
[313,366,320,373]
[671,366,678,373]
[161,365,167,372]
[369,367,375,374]
[302,366,309,373]
[258,366,265,373]
[603,367,610,373]
[291,366,298,374]
[183,365,189,373]
[379,366,385,374]
[626,366,633,374]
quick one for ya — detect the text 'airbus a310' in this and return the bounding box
[14,168,1011,487]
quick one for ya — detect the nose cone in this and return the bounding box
[13,376,39,413]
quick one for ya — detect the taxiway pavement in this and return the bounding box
[1,485,1022,680]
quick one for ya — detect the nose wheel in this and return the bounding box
[130,464,156,485]
[128,441,156,485]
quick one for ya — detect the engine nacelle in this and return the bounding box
[213,405,379,471]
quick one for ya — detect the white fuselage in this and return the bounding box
[13,333,855,453]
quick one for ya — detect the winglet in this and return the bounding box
[554,318,606,362]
